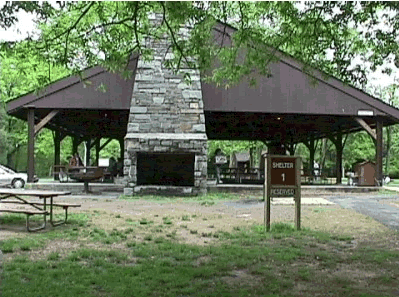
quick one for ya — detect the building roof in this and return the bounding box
[202,23,399,143]
[6,56,138,139]
[234,152,250,163]
[6,22,399,144]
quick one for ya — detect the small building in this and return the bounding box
[354,161,376,186]
[230,152,251,169]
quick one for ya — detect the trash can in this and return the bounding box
[354,161,376,186]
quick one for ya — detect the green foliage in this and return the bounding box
[3,2,399,88]
[343,132,375,169]
[98,139,121,159]
[0,41,70,173]
[1,43,70,102]
[208,140,265,159]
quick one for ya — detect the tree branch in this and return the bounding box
[79,16,136,38]
[133,2,141,52]
[37,2,95,49]
[159,1,194,70]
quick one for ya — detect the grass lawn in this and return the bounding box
[1,194,399,296]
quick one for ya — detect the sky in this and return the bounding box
[0,7,398,93]
[0,10,36,42]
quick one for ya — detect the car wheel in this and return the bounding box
[12,178,25,189]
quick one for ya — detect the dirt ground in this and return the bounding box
[1,195,394,246]
[0,196,334,241]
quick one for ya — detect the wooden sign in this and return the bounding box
[270,157,296,186]
[271,188,295,197]
[264,154,302,231]
[215,155,227,165]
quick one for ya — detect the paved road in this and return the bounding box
[325,194,399,231]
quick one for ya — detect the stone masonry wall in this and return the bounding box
[124,15,208,196]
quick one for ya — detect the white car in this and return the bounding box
[0,165,37,188]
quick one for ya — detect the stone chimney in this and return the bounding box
[124,17,208,196]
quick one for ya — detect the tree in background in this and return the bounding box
[368,83,399,177]
[0,45,70,171]
[3,2,399,88]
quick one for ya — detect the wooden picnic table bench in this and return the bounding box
[0,189,75,232]
[0,207,50,231]
[1,200,80,227]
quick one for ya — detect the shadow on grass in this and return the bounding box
[0,213,90,253]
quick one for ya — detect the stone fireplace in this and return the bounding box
[137,153,195,187]
[124,133,207,196]
[123,26,208,196]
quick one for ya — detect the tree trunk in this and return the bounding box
[6,143,21,169]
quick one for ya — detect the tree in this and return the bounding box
[367,83,399,177]
[0,1,54,30]
[2,2,399,88]
[0,42,70,170]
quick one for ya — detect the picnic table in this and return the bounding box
[68,167,105,193]
[220,167,263,184]
[54,165,106,193]
[0,189,80,232]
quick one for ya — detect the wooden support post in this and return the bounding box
[85,139,92,167]
[72,137,81,155]
[34,110,59,136]
[329,131,344,185]
[119,138,125,176]
[286,139,296,156]
[119,137,125,161]
[27,106,35,183]
[336,131,344,185]
[355,118,377,142]
[264,155,271,232]
[54,131,61,180]
[99,138,112,151]
[376,119,383,186]
[336,131,343,184]
[295,157,302,230]
[95,137,101,166]
[304,134,316,180]
[309,138,316,177]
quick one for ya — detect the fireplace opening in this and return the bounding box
[137,153,195,186]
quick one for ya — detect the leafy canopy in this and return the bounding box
[2,1,399,88]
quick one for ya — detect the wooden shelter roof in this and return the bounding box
[6,22,399,144]
[233,152,250,163]
[6,56,138,140]
[202,22,399,143]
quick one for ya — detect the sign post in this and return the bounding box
[264,155,301,231]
